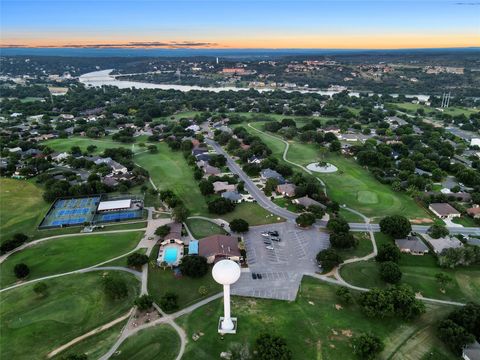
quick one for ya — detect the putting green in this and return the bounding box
[357,191,378,204]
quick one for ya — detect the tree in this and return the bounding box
[307,204,325,219]
[352,333,384,360]
[173,205,189,222]
[326,217,350,234]
[379,215,411,238]
[437,319,475,354]
[135,294,154,311]
[33,282,48,297]
[14,263,30,278]
[435,273,452,291]
[295,212,316,228]
[316,249,343,272]
[102,275,128,300]
[208,198,235,214]
[253,333,292,360]
[160,292,179,312]
[379,261,402,284]
[199,180,214,195]
[179,255,208,278]
[336,287,354,304]
[376,243,401,263]
[428,224,449,239]
[330,232,358,249]
[155,225,171,238]
[127,253,149,268]
[230,219,249,233]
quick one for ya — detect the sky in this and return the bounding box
[1,0,479,49]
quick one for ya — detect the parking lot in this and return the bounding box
[231,222,330,301]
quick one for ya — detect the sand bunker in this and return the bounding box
[306,162,338,173]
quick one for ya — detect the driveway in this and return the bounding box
[231,222,330,301]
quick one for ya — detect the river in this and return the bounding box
[79,69,430,101]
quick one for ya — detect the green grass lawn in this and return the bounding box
[0,271,139,360]
[0,178,50,243]
[338,208,365,223]
[185,218,226,239]
[111,325,180,360]
[272,197,301,213]
[177,276,454,360]
[44,136,142,154]
[102,248,148,268]
[52,320,127,360]
[216,201,285,226]
[336,232,373,260]
[0,231,143,287]
[247,123,430,221]
[452,216,479,227]
[135,143,209,215]
[147,246,221,312]
[340,234,480,303]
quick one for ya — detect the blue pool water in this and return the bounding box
[164,248,178,264]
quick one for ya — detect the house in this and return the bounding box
[186,124,200,132]
[395,236,429,255]
[213,181,236,193]
[293,195,325,209]
[198,235,241,264]
[195,153,211,162]
[192,147,208,156]
[203,164,221,176]
[163,222,183,241]
[276,183,296,197]
[51,152,69,162]
[102,176,119,187]
[221,191,243,203]
[423,234,463,254]
[429,203,461,219]
[467,207,480,219]
[463,340,480,360]
[247,155,263,164]
[260,168,285,184]
[108,160,128,175]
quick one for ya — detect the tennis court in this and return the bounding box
[94,209,143,223]
[39,196,100,229]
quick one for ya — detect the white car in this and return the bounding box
[266,245,274,250]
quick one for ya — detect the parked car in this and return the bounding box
[263,239,272,244]
[270,236,281,242]
[257,273,262,279]
[252,273,257,279]
[266,245,274,250]
[269,230,279,236]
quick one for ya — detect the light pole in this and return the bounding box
[212,259,241,334]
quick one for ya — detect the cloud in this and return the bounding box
[1,41,218,49]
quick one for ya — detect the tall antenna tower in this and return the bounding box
[216,57,219,65]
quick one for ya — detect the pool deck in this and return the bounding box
[157,243,184,267]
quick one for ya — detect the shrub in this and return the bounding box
[352,333,384,360]
[253,333,292,360]
[14,263,30,279]
[160,292,179,312]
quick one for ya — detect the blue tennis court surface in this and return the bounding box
[39,196,100,229]
[95,210,142,222]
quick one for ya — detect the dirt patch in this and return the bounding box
[335,304,343,310]
[410,218,433,224]
[341,329,353,337]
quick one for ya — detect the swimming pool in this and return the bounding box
[164,247,178,264]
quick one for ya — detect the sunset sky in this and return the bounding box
[1,0,479,49]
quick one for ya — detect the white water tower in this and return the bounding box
[212,259,241,334]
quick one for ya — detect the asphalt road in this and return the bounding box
[208,138,480,235]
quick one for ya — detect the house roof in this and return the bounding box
[463,341,480,360]
[429,203,461,216]
[213,181,236,193]
[277,183,296,195]
[165,222,182,241]
[97,199,131,211]
[221,191,242,201]
[204,164,220,175]
[198,235,240,258]
[260,168,285,183]
[294,196,324,208]
[467,207,480,215]
[395,237,429,253]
